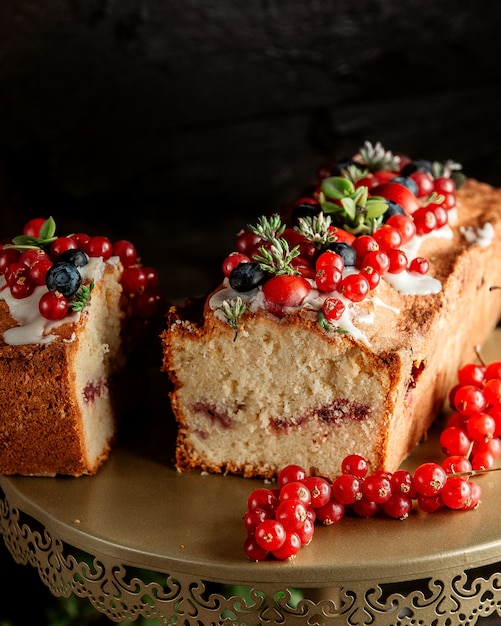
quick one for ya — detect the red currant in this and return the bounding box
[440,477,472,510]
[255,519,286,552]
[113,240,138,268]
[321,296,346,323]
[302,476,332,508]
[341,454,368,479]
[38,291,69,320]
[408,257,429,275]
[339,273,370,302]
[86,236,113,260]
[277,464,307,488]
[316,265,342,292]
[22,217,46,237]
[413,462,447,497]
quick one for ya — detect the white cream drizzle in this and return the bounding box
[0,256,119,346]
[459,222,495,248]
[210,219,494,347]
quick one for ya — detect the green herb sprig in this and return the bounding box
[221,297,247,340]
[70,282,94,313]
[4,216,58,251]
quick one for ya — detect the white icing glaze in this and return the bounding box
[206,214,496,347]
[460,222,494,248]
[0,256,119,346]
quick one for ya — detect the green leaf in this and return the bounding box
[321,176,355,200]
[340,197,357,221]
[39,216,56,240]
[365,197,388,219]
[319,197,343,215]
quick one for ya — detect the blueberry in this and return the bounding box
[331,160,364,175]
[229,262,268,292]
[401,159,434,176]
[325,241,357,266]
[290,201,322,226]
[57,248,89,267]
[382,199,406,222]
[389,176,419,195]
[46,262,82,297]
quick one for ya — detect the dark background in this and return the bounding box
[1,1,501,302]
[1,2,501,622]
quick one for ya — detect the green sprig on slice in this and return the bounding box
[253,238,300,276]
[294,212,336,248]
[318,176,388,235]
[248,214,285,242]
[432,160,465,189]
[356,140,401,172]
[318,310,350,334]
[70,282,94,313]
[4,216,58,251]
[221,297,247,340]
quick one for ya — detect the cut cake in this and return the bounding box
[163,142,501,479]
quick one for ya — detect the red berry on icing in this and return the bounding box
[86,235,113,260]
[38,291,69,320]
[316,250,344,272]
[113,240,138,268]
[371,182,420,215]
[413,207,437,235]
[372,225,402,251]
[339,273,369,302]
[0,248,20,275]
[386,248,408,273]
[321,297,345,322]
[410,171,434,197]
[222,253,250,278]
[120,266,148,294]
[316,265,342,292]
[385,214,416,245]
[262,275,311,315]
[22,217,46,238]
[29,258,54,286]
[362,250,390,275]
[408,257,429,275]
[49,236,77,260]
[71,233,91,249]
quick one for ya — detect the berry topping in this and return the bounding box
[56,248,89,267]
[46,262,82,298]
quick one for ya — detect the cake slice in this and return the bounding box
[162,142,501,479]
[0,217,162,476]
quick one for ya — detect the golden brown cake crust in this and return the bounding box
[162,178,501,480]
[0,262,121,476]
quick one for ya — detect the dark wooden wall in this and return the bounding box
[1,1,501,299]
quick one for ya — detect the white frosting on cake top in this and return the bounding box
[0,256,119,346]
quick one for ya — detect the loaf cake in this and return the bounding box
[0,217,162,476]
[162,142,501,480]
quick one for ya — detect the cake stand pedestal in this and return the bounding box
[2,333,501,625]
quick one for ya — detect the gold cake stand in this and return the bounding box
[2,333,501,625]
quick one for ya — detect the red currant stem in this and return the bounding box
[446,466,501,479]
[473,344,486,367]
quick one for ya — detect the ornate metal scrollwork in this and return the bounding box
[1,489,500,625]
